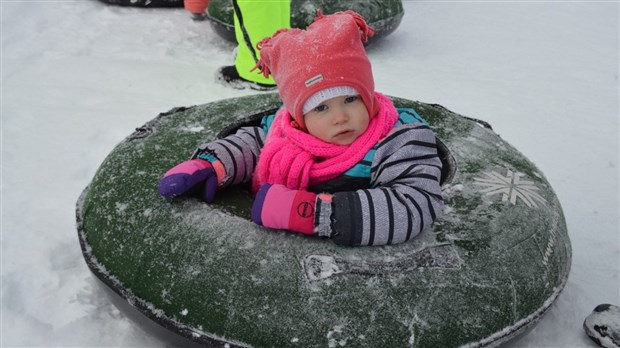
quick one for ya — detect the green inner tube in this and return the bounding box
[206,0,405,44]
[77,93,571,347]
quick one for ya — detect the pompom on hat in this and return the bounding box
[252,10,378,130]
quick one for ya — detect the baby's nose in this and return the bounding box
[332,109,348,124]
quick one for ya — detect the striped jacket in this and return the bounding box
[194,108,444,246]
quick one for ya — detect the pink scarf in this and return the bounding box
[252,92,398,193]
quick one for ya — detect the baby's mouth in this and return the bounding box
[334,130,354,138]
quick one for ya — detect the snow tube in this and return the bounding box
[205,0,404,45]
[76,93,571,347]
[97,0,182,8]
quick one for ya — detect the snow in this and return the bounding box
[1,0,618,347]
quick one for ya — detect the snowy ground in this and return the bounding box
[1,0,618,347]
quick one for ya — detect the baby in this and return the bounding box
[158,10,444,246]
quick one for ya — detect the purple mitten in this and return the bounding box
[158,159,218,203]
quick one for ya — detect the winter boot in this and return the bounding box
[584,304,620,348]
[215,66,277,91]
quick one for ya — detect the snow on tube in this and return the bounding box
[76,93,571,347]
[97,0,183,8]
[205,0,404,45]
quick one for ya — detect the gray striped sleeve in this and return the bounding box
[193,126,266,187]
[331,124,444,246]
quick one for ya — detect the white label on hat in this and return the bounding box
[305,74,324,87]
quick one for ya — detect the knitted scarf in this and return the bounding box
[252,92,398,193]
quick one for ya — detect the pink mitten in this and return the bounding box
[251,184,318,235]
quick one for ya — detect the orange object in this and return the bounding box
[184,0,209,14]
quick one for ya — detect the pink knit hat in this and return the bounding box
[253,10,378,130]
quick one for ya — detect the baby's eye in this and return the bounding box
[314,104,328,112]
[344,95,359,103]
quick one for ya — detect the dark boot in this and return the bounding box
[584,304,620,348]
[215,66,277,91]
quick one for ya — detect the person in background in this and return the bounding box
[183,0,209,20]
[158,11,444,246]
[184,0,290,90]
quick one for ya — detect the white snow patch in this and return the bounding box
[327,324,348,348]
[181,125,205,133]
[115,202,128,214]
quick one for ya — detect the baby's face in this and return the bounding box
[303,95,370,145]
